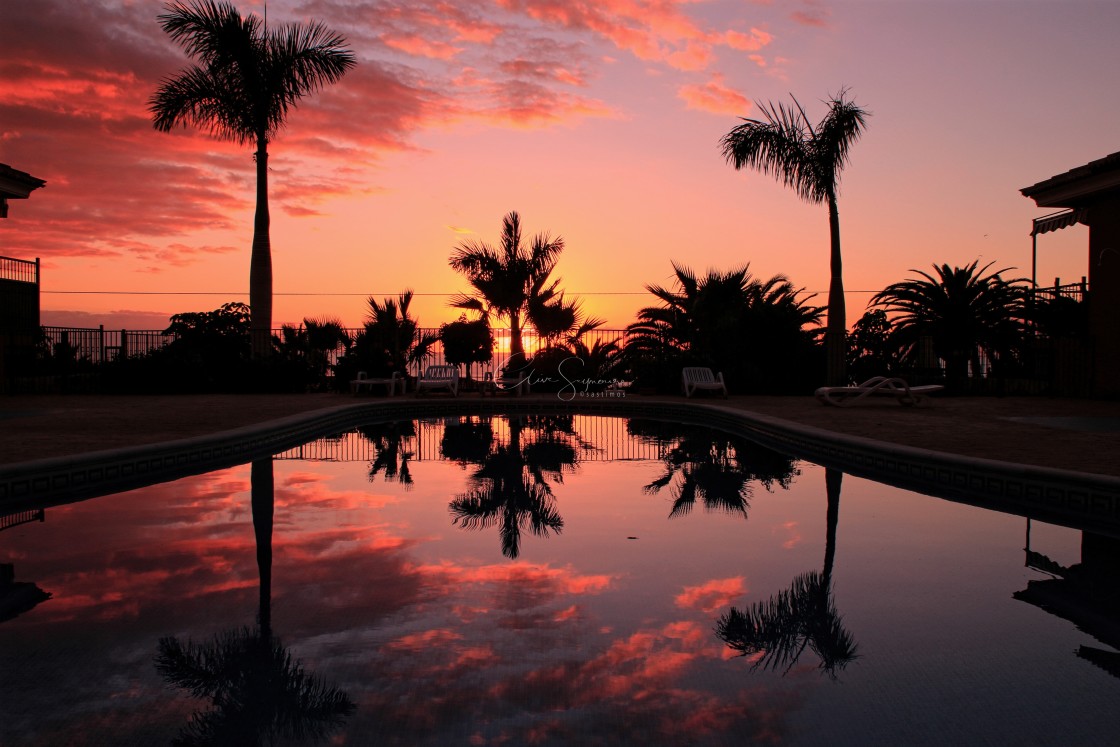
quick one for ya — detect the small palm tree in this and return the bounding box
[871,260,1028,381]
[150,0,356,357]
[449,211,574,361]
[275,317,351,386]
[721,90,868,385]
[340,291,437,385]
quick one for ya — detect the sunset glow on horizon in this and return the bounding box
[1,0,1116,332]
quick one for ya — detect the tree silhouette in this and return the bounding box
[156,458,354,744]
[448,211,578,362]
[871,260,1028,381]
[630,420,798,519]
[625,263,821,392]
[359,421,417,486]
[721,91,869,385]
[150,0,355,357]
[448,416,581,559]
[715,469,858,678]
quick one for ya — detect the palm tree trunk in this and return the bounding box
[251,457,274,640]
[822,468,841,586]
[826,196,847,385]
[250,134,273,359]
[509,312,524,363]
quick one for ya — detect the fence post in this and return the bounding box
[121,329,128,359]
[99,325,105,364]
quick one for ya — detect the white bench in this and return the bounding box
[415,365,459,397]
[350,371,404,396]
[681,367,727,398]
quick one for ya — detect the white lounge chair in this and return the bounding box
[682,367,727,398]
[815,376,944,407]
[481,370,530,396]
[350,371,405,396]
[415,365,459,397]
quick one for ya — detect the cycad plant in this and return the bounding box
[626,263,822,392]
[871,260,1028,381]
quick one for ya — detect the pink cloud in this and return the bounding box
[678,74,750,116]
[674,577,747,613]
[724,28,773,51]
[382,34,463,60]
[0,0,773,265]
[791,2,831,28]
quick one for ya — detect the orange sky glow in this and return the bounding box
[1,0,1116,331]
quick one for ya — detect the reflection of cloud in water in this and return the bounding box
[675,576,747,613]
[2,451,811,745]
[778,520,803,550]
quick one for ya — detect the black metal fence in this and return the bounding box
[1030,277,1088,303]
[36,324,631,375]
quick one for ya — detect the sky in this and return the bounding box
[1,0,1117,332]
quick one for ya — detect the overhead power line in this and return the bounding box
[40,289,882,296]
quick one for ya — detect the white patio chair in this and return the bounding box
[681,367,727,398]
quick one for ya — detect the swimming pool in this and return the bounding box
[2,412,1119,745]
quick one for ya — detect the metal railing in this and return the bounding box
[274,416,666,463]
[0,508,44,532]
[1030,277,1088,303]
[40,326,174,364]
[34,324,630,372]
[0,255,38,284]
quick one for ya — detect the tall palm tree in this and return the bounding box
[448,416,577,559]
[715,469,858,678]
[449,211,572,362]
[721,90,869,385]
[156,458,354,744]
[871,260,1028,381]
[150,0,356,358]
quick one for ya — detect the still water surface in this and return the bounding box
[1,414,1118,745]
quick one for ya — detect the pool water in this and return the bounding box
[1,414,1118,745]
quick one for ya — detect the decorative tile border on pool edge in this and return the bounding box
[2,398,1119,537]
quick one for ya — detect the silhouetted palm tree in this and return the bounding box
[626,263,821,392]
[449,211,575,361]
[156,458,354,744]
[361,291,438,375]
[716,469,858,678]
[721,91,868,385]
[359,421,417,486]
[633,421,798,519]
[150,0,356,357]
[448,416,577,559]
[275,317,351,386]
[871,260,1028,381]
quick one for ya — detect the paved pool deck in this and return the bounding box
[2,392,1120,478]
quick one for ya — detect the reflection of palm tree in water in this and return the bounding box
[156,458,354,744]
[359,421,416,486]
[448,416,582,559]
[716,469,858,678]
[630,420,798,519]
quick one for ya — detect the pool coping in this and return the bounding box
[2,398,1119,536]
